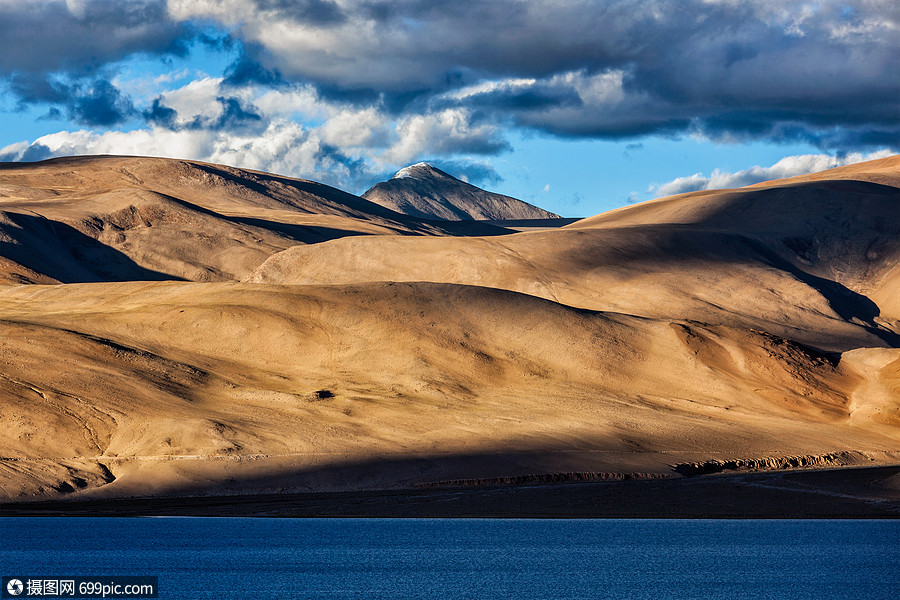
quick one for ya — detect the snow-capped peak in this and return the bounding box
[392,162,432,179]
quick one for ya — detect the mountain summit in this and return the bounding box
[362,163,560,220]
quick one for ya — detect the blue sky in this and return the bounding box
[0,1,897,217]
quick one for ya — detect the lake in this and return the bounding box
[1,518,897,599]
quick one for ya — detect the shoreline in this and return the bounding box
[3,465,898,518]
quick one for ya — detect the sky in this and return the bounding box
[0,0,897,217]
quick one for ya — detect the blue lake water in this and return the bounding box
[1,518,897,599]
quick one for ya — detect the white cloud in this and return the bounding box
[158,77,230,125]
[2,122,375,190]
[0,140,30,157]
[254,86,324,120]
[384,108,508,165]
[319,107,391,150]
[649,150,895,197]
[0,70,514,192]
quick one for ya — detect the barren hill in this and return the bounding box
[0,154,897,504]
[253,160,900,352]
[362,163,560,220]
[0,156,507,284]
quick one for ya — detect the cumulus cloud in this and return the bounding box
[0,75,502,191]
[649,150,895,197]
[385,109,510,164]
[1,0,898,188]
[0,121,381,191]
[7,74,136,126]
[0,0,193,74]
[163,0,899,149]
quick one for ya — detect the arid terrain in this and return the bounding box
[362,162,560,220]
[0,155,897,515]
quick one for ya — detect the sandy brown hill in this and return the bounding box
[362,163,560,220]
[570,157,900,322]
[0,156,508,284]
[0,154,897,503]
[252,157,900,352]
[0,281,895,500]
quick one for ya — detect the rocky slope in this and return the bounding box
[362,163,560,220]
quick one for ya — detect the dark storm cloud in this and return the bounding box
[0,1,205,128]
[9,74,135,126]
[7,73,70,104]
[72,80,135,126]
[206,97,264,130]
[255,0,346,25]
[427,130,511,157]
[438,86,584,113]
[143,96,264,132]
[19,143,55,162]
[222,43,285,87]
[1,0,897,154]
[0,0,192,74]
[200,0,896,150]
[144,97,179,128]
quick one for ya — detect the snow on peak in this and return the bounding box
[392,162,432,179]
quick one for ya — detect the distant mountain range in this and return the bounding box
[363,162,560,220]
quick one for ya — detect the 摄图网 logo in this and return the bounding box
[6,579,23,596]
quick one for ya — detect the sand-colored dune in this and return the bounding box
[0,155,897,502]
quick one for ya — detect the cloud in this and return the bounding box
[1,0,898,189]
[385,109,510,164]
[144,97,178,128]
[71,79,135,126]
[426,159,504,187]
[649,150,896,197]
[253,0,346,26]
[0,0,193,74]
[201,96,263,131]
[0,122,383,191]
[8,74,135,126]
[222,42,285,87]
[164,0,899,149]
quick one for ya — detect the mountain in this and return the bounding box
[362,163,560,220]
[0,154,897,506]
[0,156,509,284]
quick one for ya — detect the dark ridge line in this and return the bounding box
[673,451,865,476]
[415,471,672,488]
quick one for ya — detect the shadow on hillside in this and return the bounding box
[2,452,897,517]
[560,221,898,347]
[0,212,182,283]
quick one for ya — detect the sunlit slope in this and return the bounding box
[0,281,895,499]
[0,155,897,502]
[252,157,900,352]
[0,156,492,284]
